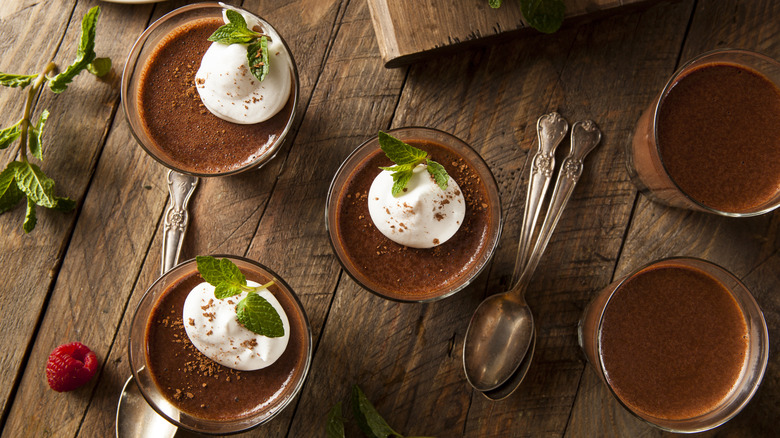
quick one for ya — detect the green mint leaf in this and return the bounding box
[196,255,248,299]
[0,122,22,149]
[225,9,247,28]
[390,170,414,197]
[379,163,415,173]
[247,36,269,82]
[326,402,346,438]
[207,23,257,44]
[208,10,258,45]
[521,0,565,34]
[0,73,38,88]
[87,57,111,77]
[352,385,404,438]
[378,131,427,165]
[29,110,49,161]
[426,160,448,191]
[235,291,285,337]
[0,166,23,213]
[489,0,503,8]
[53,196,76,212]
[49,6,101,93]
[23,197,36,233]
[11,161,56,208]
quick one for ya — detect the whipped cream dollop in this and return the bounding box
[195,11,292,124]
[182,281,290,371]
[368,164,465,248]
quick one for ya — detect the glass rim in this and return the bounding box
[127,254,313,434]
[325,126,503,303]
[650,48,780,217]
[120,1,299,178]
[594,256,769,433]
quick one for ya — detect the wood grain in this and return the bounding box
[0,0,778,436]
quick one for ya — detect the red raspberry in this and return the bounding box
[45,342,98,392]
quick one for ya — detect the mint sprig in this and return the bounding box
[326,385,434,438]
[196,255,284,338]
[377,131,449,197]
[208,9,270,82]
[489,0,565,34]
[0,6,110,232]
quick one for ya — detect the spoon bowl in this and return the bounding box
[463,287,535,391]
[482,329,537,400]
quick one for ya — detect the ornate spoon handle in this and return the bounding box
[161,170,198,275]
[513,120,601,293]
[514,112,568,283]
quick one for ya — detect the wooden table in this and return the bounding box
[1,0,778,436]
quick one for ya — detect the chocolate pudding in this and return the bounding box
[136,17,294,175]
[657,63,780,212]
[599,263,748,420]
[328,130,501,301]
[629,51,780,215]
[144,264,309,422]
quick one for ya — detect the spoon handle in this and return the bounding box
[513,120,601,293]
[161,170,199,275]
[514,112,568,283]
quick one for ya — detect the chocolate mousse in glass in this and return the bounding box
[128,256,312,434]
[627,49,780,216]
[326,127,502,302]
[578,257,768,432]
[121,2,298,177]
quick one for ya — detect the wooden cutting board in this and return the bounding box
[368,0,660,67]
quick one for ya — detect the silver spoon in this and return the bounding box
[116,170,198,438]
[463,120,601,393]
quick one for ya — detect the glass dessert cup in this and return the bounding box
[127,256,313,434]
[121,2,299,177]
[325,127,503,303]
[627,49,780,216]
[578,257,768,433]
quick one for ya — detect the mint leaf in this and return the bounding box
[426,160,448,191]
[0,166,23,213]
[235,291,285,337]
[0,73,38,88]
[390,170,414,197]
[12,161,56,208]
[196,255,248,298]
[49,6,100,93]
[489,0,503,8]
[29,110,49,161]
[521,0,565,34]
[247,36,269,82]
[0,122,22,149]
[326,402,346,438]
[377,131,452,197]
[23,197,36,233]
[53,196,76,212]
[352,385,403,438]
[87,57,111,77]
[208,10,257,44]
[225,9,247,28]
[378,131,427,165]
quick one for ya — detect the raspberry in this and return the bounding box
[45,342,98,392]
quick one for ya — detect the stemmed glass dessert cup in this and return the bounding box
[127,256,313,435]
[578,257,768,433]
[121,1,299,178]
[325,127,503,303]
[627,49,780,217]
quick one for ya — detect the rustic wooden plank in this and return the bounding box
[367,0,662,67]
[75,0,349,436]
[565,0,780,436]
[0,0,148,427]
